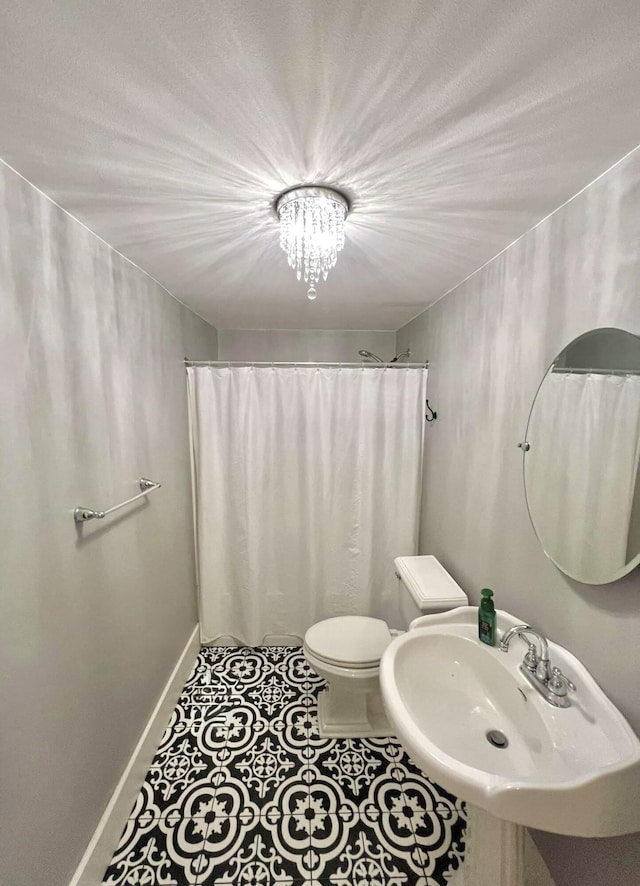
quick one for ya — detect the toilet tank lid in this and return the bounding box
[394,555,468,610]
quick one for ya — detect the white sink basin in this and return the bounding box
[380,607,640,836]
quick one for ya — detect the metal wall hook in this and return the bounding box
[425,400,437,422]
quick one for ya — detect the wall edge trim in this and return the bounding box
[0,156,216,330]
[397,139,640,331]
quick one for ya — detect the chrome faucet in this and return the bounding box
[499,624,576,708]
[500,625,552,682]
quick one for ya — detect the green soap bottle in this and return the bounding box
[478,588,496,646]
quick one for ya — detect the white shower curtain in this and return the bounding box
[187,366,427,644]
[526,372,640,582]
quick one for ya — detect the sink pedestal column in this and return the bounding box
[448,806,524,886]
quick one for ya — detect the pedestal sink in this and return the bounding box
[380,607,640,884]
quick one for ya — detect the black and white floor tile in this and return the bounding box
[103,646,466,886]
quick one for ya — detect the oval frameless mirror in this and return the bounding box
[523,328,640,585]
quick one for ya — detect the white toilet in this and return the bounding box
[303,555,468,737]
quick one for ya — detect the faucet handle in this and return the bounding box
[522,642,538,672]
[548,666,576,698]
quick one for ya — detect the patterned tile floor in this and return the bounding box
[103,646,466,886]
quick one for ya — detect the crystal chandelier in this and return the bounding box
[276,186,349,300]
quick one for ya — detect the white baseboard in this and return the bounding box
[446,809,556,886]
[524,830,556,886]
[68,625,200,886]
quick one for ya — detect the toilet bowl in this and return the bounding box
[303,555,468,737]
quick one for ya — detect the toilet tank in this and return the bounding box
[395,555,468,625]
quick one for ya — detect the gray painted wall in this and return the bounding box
[397,149,640,886]
[0,162,218,886]
[218,328,397,362]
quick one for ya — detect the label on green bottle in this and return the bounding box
[479,615,495,645]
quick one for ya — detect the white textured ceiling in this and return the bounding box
[1,1,640,329]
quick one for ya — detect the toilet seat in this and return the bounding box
[304,616,392,669]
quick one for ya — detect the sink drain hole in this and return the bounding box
[486,729,509,748]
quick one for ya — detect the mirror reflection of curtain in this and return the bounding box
[187,366,427,644]
[526,372,640,583]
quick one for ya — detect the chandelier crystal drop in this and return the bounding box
[276,186,349,299]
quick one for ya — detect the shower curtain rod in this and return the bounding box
[184,359,429,368]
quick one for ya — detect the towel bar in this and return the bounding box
[74,478,161,523]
